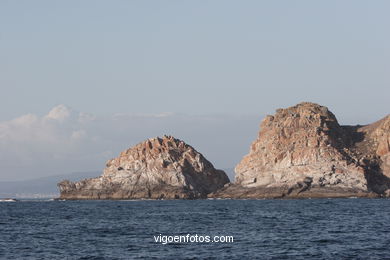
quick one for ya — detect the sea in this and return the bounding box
[0,198,389,259]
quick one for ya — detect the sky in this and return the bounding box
[0,1,389,181]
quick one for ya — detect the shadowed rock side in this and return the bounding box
[210,102,390,199]
[58,136,229,199]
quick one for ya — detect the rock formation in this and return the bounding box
[58,136,229,199]
[211,102,390,198]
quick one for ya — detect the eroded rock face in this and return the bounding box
[230,102,390,198]
[58,136,229,199]
[354,115,390,194]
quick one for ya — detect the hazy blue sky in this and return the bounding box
[0,1,389,180]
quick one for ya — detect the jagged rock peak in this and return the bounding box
[228,102,390,199]
[260,102,341,135]
[103,135,213,176]
[235,102,368,193]
[58,135,229,200]
[109,135,200,164]
[272,102,337,122]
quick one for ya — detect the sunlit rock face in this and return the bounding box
[58,135,229,199]
[226,102,390,198]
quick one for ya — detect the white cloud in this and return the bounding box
[0,105,261,181]
[44,104,71,122]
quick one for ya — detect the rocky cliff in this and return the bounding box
[211,102,390,198]
[58,136,229,199]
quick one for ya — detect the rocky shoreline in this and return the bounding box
[58,102,390,199]
[208,184,379,199]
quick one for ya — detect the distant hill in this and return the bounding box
[0,171,100,198]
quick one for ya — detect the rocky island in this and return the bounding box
[211,102,390,198]
[58,102,389,199]
[58,136,229,199]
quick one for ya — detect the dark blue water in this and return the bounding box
[1,199,390,259]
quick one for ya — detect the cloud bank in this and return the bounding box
[0,105,261,181]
